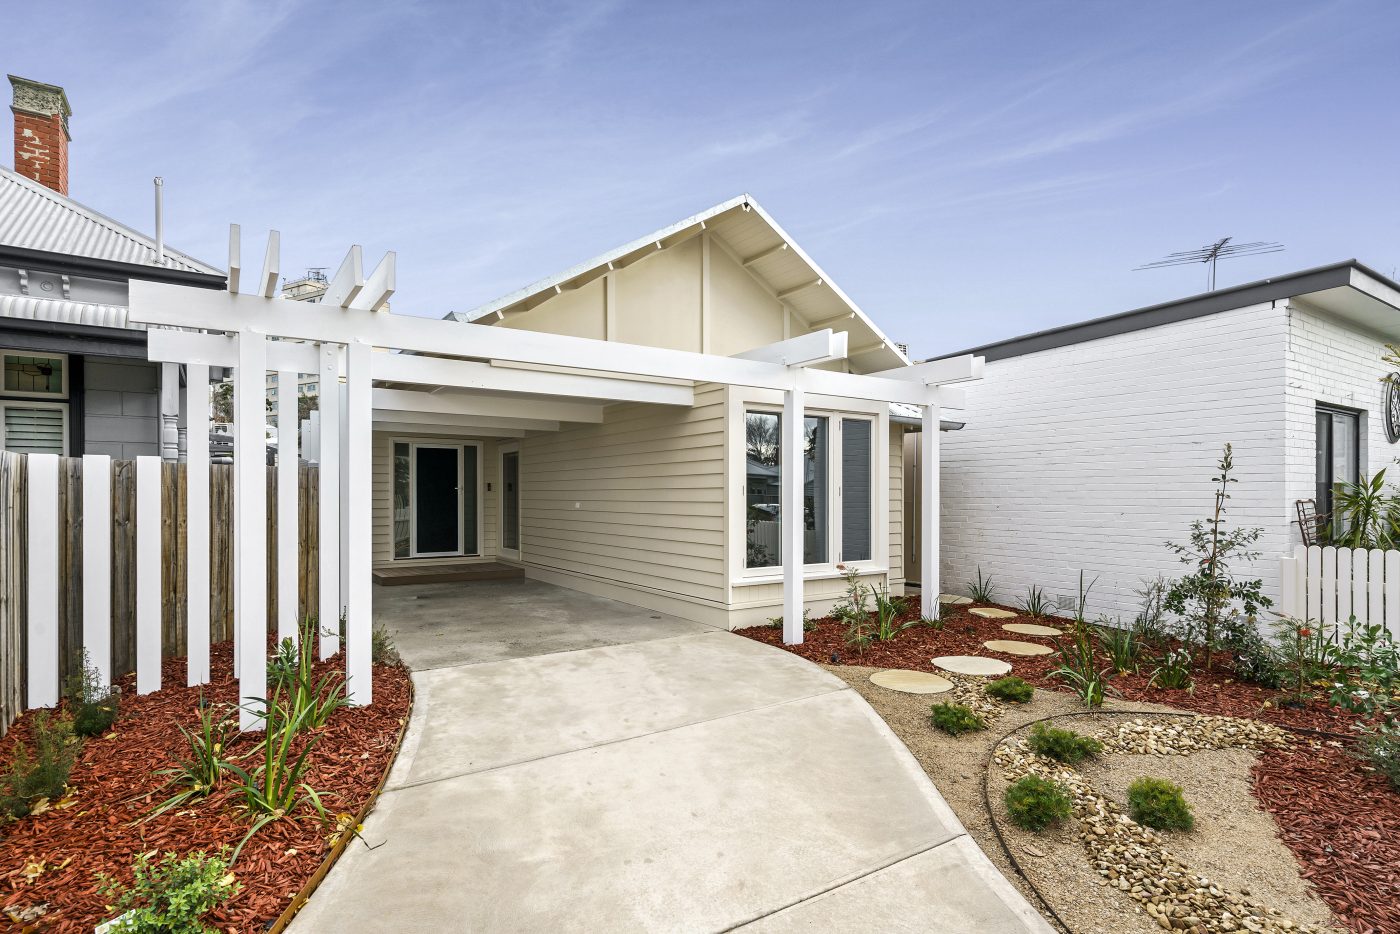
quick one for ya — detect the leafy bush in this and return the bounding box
[1132,576,1170,646]
[872,583,915,641]
[97,849,239,933]
[372,623,403,665]
[1228,626,1282,689]
[967,567,996,604]
[1149,647,1194,691]
[1027,723,1102,764]
[1127,777,1195,831]
[1328,470,1400,549]
[1004,775,1072,832]
[1094,622,1141,675]
[1017,585,1051,618]
[270,616,349,730]
[1356,722,1400,790]
[985,676,1034,704]
[1,710,79,818]
[67,650,119,737]
[930,702,985,736]
[1050,626,1110,708]
[767,609,817,634]
[150,701,236,819]
[1270,616,1332,705]
[1326,615,1400,722]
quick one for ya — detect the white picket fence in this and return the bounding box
[1278,545,1400,637]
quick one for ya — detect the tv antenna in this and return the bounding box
[1134,237,1284,291]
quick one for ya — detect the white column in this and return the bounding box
[186,365,211,686]
[344,341,373,705]
[81,454,112,687]
[235,331,268,730]
[135,455,162,694]
[920,401,940,620]
[26,452,59,708]
[317,345,341,659]
[339,380,350,617]
[276,369,299,642]
[781,384,804,645]
[159,361,181,461]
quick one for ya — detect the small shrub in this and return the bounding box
[151,701,236,819]
[1018,585,1052,618]
[1149,647,1194,691]
[985,676,1033,704]
[372,623,403,665]
[1094,622,1141,676]
[1356,722,1400,791]
[1050,626,1110,708]
[930,702,985,736]
[1230,628,1283,689]
[97,849,239,933]
[1,710,79,817]
[1027,722,1102,764]
[1004,775,1072,832]
[967,567,996,604]
[67,650,119,737]
[767,609,817,634]
[872,584,915,641]
[1126,777,1195,831]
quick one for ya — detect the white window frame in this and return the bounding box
[498,442,522,562]
[727,388,888,587]
[0,349,69,400]
[395,437,484,560]
[0,399,70,455]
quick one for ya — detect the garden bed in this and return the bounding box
[0,642,411,933]
[741,601,1399,934]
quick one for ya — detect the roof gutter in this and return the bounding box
[0,244,227,289]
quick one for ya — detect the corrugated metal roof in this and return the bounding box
[0,166,221,275]
[0,294,137,330]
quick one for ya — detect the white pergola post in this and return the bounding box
[81,454,112,687]
[235,331,268,730]
[26,452,59,708]
[135,455,162,694]
[344,341,373,705]
[338,380,349,625]
[781,384,805,644]
[318,344,341,658]
[185,365,210,686]
[920,399,940,620]
[276,368,299,642]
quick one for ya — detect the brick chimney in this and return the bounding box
[9,75,71,195]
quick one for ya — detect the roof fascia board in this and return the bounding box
[0,244,228,289]
[0,318,146,358]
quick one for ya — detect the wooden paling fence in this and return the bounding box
[1278,544,1400,637]
[0,451,319,735]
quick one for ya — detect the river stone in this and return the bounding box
[869,669,954,694]
[932,655,1013,676]
[1002,622,1063,637]
[969,607,1017,619]
[983,639,1055,656]
[938,593,973,605]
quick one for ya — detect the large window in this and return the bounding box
[744,409,870,570]
[1316,405,1360,526]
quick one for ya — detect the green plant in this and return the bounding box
[1017,585,1052,618]
[1328,470,1400,549]
[930,702,985,736]
[1049,626,1110,708]
[1269,616,1330,705]
[843,616,872,653]
[1027,722,1102,764]
[1163,444,1271,669]
[967,567,996,604]
[97,849,239,933]
[67,650,119,737]
[1228,626,1282,688]
[985,676,1034,703]
[372,623,402,666]
[1071,570,1098,626]
[1132,576,1170,645]
[1126,777,1195,831]
[1355,721,1400,790]
[1149,647,1194,691]
[831,564,872,623]
[1326,614,1400,722]
[1004,775,1072,832]
[1094,622,1141,675]
[1,710,79,818]
[871,583,916,641]
[271,616,350,730]
[150,701,237,819]
[768,609,817,634]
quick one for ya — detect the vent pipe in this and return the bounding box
[153,176,165,265]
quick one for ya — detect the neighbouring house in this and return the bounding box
[915,260,1400,622]
[0,75,225,459]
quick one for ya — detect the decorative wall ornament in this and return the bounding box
[1385,372,1400,444]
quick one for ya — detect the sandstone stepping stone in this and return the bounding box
[1002,622,1063,637]
[969,607,1017,619]
[983,639,1055,657]
[938,593,973,605]
[869,669,954,695]
[932,655,1013,676]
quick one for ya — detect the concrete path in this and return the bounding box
[291,581,1052,933]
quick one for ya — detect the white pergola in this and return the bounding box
[131,230,981,728]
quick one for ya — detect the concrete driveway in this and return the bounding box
[290,580,1052,933]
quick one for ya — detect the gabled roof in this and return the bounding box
[449,194,910,372]
[0,165,221,276]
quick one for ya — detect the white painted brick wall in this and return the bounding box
[940,302,1292,623]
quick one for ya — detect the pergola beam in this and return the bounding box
[322,245,365,308]
[372,387,603,423]
[350,251,395,312]
[733,329,847,368]
[259,231,280,298]
[375,355,693,406]
[370,419,527,438]
[868,354,984,386]
[371,410,560,433]
[227,224,241,294]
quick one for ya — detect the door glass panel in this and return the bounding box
[463,446,479,556]
[393,442,410,558]
[414,447,460,554]
[804,416,828,564]
[841,419,872,562]
[502,452,520,551]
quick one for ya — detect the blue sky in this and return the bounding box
[6,0,1399,358]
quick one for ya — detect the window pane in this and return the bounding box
[393,442,410,558]
[4,355,63,395]
[841,419,872,562]
[3,405,65,455]
[463,446,479,555]
[745,411,780,568]
[804,416,828,564]
[502,452,520,551]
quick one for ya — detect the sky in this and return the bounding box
[5,0,1399,358]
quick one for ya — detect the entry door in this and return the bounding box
[412,445,462,557]
[500,447,521,561]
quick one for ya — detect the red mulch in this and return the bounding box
[740,599,1400,933]
[0,642,411,934]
